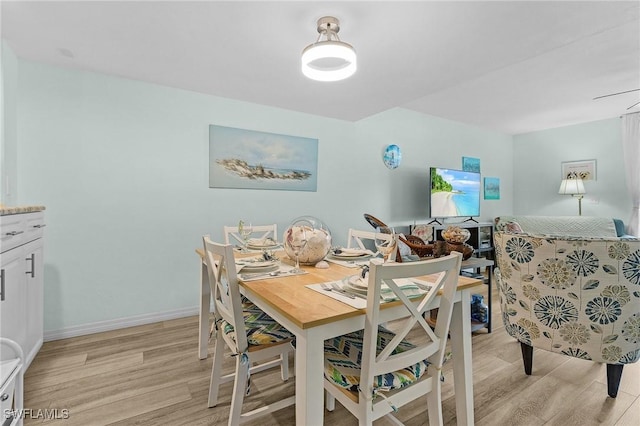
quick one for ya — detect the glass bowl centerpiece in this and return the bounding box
[283,216,332,265]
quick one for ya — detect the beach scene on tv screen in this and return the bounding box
[431,168,481,217]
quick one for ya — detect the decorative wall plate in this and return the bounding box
[383,144,401,169]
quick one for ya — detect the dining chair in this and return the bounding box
[202,235,295,425]
[347,228,396,261]
[323,252,463,425]
[223,224,278,246]
[0,337,24,426]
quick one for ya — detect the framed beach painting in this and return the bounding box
[561,159,596,181]
[462,156,480,173]
[209,125,318,191]
[484,177,500,200]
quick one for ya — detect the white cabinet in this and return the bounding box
[0,249,27,357]
[0,211,45,369]
[24,239,44,365]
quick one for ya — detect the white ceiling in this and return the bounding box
[2,1,639,135]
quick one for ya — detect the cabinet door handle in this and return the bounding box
[5,230,24,236]
[33,224,47,228]
[26,254,35,278]
[1,269,4,301]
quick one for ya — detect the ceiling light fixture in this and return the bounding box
[301,16,356,82]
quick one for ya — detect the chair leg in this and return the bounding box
[606,364,624,398]
[520,342,533,375]
[325,390,335,411]
[281,351,289,381]
[208,333,226,407]
[426,376,444,426]
[229,354,250,426]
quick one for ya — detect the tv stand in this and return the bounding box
[428,221,495,333]
[427,218,442,225]
[463,217,479,223]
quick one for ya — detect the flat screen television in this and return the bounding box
[429,167,481,219]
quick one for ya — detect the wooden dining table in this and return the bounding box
[195,249,482,425]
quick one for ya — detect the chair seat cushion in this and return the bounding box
[221,297,294,346]
[324,326,430,392]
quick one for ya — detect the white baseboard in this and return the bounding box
[44,306,200,341]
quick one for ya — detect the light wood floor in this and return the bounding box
[23,285,640,425]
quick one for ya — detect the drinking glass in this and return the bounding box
[375,226,397,262]
[239,221,253,252]
[288,226,308,273]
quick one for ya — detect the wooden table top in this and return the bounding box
[197,248,484,330]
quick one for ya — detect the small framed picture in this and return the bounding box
[484,177,500,200]
[561,159,596,181]
[462,156,480,173]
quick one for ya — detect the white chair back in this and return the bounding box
[346,228,377,250]
[323,252,462,424]
[223,224,278,246]
[347,228,396,261]
[362,253,462,387]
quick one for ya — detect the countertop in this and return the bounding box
[0,205,46,216]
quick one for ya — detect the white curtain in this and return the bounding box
[622,112,640,236]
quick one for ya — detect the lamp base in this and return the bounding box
[573,194,584,216]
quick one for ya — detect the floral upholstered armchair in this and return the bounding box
[494,231,640,398]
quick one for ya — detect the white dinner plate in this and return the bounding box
[246,243,280,250]
[330,252,371,260]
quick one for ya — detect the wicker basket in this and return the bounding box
[363,213,473,261]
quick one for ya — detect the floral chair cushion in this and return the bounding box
[219,297,294,346]
[494,232,640,365]
[323,326,430,392]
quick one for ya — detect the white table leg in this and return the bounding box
[450,289,474,426]
[199,260,210,360]
[295,328,325,426]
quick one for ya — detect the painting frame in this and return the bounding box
[462,156,480,173]
[209,125,318,191]
[484,177,500,200]
[561,159,597,181]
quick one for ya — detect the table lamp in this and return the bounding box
[558,176,586,215]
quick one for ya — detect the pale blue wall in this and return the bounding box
[12,58,515,333]
[356,108,513,226]
[1,41,18,206]
[513,118,630,221]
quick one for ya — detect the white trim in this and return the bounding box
[43,306,200,341]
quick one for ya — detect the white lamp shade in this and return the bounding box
[301,41,357,82]
[558,178,586,195]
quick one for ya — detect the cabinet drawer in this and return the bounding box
[0,215,26,254]
[0,212,45,254]
[24,212,45,242]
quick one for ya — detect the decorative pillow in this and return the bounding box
[505,221,523,233]
[613,218,626,237]
[411,224,434,242]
